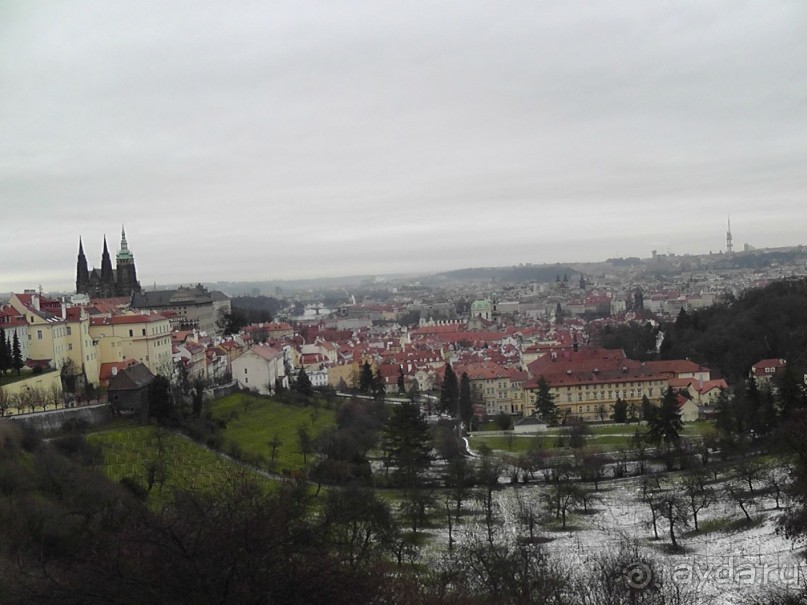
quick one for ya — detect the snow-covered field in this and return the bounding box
[426,473,805,605]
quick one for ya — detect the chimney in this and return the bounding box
[111,366,118,376]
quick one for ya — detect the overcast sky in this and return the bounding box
[2,1,806,292]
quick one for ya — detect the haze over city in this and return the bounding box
[2,1,806,292]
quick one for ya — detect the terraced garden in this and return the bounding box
[87,426,250,501]
[209,393,336,472]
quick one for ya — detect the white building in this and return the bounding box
[232,344,287,394]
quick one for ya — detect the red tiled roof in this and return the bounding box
[91,313,168,326]
[249,344,283,361]
[645,360,710,375]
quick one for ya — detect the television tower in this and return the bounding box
[726,217,733,254]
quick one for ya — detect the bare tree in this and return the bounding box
[514,489,543,543]
[656,491,689,549]
[680,470,713,532]
[736,457,763,496]
[0,387,9,417]
[267,433,282,463]
[297,425,313,465]
[476,451,503,545]
[445,456,472,521]
[761,461,788,510]
[639,474,663,540]
[725,479,755,522]
[542,481,581,530]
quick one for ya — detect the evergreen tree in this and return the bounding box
[714,388,737,437]
[459,371,473,429]
[11,332,23,376]
[295,367,313,397]
[0,328,9,375]
[397,366,406,394]
[408,378,420,404]
[358,361,374,394]
[646,387,683,446]
[533,376,557,424]
[147,375,173,420]
[640,394,653,421]
[382,402,432,487]
[439,364,459,416]
[371,368,386,401]
[777,363,806,419]
[612,397,628,423]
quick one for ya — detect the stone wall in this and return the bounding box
[9,403,113,435]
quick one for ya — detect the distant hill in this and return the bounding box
[429,264,578,284]
[659,277,807,381]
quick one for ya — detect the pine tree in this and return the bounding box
[0,328,8,375]
[778,363,806,419]
[533,376,557,424]
[397,366,406,394]
[358,361,373,394]
[382,402,432,487]
[439,364,459,416]
[646,386,683,446]
[11,332,23,376]
[371,368,386,401]
[295,367,313,397]
[612,397,628,423]
[459,372,473,429]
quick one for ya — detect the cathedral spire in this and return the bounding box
[117,224,134,261]
[101,235,113,276]
[76,237,89,294]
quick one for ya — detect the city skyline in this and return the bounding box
[2,1,806,292]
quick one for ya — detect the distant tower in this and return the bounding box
[76,237,89,294]
[115,225,141,296]
[726,217,733,254]
[100,236,115,297]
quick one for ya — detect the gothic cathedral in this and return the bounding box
[76,227,142,298]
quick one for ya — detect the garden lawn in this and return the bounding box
[210,393,336,472]
[87,425,252,506]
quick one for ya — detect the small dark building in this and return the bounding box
[107,362,155,421]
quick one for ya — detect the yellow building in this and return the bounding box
[7,292,101,389]
[525,350,667,422]
[9,292,71,370]
[455,361,527,415]
[90,313,173,376]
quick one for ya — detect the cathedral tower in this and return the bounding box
[115,226,141,296]
[76,238,89,294]
[75,229,142,298]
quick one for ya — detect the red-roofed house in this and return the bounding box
[232,344,287,394]
[8,292,100,388]
[751,358,787,385]
[454,361,528,415]
[645,360,711,382]
[524,349,667,422]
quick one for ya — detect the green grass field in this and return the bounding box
[87,425,247,503]
[209,393,336,472]
[469,420,715,455]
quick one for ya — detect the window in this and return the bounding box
[37,330,43,340]
[66,326,72,336]
[68,344,73,351]
[244,368,248,374]
[142,329,146,336]
[129,329,133,337]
